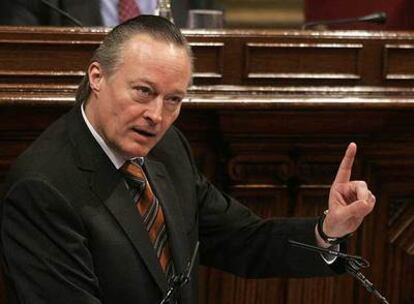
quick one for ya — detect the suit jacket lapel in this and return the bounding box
[144,159,191,278]
[102,179,168,292]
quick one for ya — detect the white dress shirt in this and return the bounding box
[81,103,143,168]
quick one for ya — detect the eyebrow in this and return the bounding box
[134,78,188,96]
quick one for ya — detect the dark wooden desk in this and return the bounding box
[0,27,413,304]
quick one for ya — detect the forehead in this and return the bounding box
[113,34,192,85]
[119,34,190,64]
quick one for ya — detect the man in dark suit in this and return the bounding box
[0,15,375,304]
[0,0,207,28]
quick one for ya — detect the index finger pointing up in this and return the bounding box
[334,142,357,183]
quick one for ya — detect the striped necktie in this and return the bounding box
[118,0,141,23]
[121,161,173,275]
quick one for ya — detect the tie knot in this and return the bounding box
[120,161,146,188]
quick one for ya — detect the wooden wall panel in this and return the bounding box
[0,32,100,86]
[0,42,92,75]
[211,106,414,304]
[191,42,225,80]
[1,98,414,304]
[384,44,414,80]
[244,43,362,80]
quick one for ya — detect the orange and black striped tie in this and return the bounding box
[121,161,173,275]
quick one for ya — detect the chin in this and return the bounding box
[121,139,157,158]
[117,146,145,159]
[129,146,152,158]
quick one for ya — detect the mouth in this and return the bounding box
[132,127,157,138]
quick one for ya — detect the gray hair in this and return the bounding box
[76,15,192,104]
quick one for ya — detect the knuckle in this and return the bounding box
[353,180,367,189]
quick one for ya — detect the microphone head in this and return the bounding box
[359,11,387,24]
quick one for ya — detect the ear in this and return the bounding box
[88,62,104,93]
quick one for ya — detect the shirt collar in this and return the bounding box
[81,103,144,169]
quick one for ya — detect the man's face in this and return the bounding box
[85,34,192,159]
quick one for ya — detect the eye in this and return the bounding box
[162,95,182,111]
[164,96,183,110]
[134,86,153,98]
[166,96,183,105]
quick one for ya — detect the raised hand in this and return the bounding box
[321,143,376,240]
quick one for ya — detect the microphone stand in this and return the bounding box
[160,242,199,304]
[288,240,390,304]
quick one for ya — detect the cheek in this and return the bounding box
[112,98,137,123]
[125,105,145,123]
[168,106,181,122]
[161,110,179,129]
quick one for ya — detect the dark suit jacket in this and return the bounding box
[0,0,199,28]
[0,105,341,304]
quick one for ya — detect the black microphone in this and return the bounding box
[288,239,369,266]
[346,259,390,304]
[160,242,199,304]
[288,240,390,304]
[40,0,83,26]
[302,11,387,30]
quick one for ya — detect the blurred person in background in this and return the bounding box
[0,0,215,28]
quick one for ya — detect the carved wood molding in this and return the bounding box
[2,90,414,109]
[389,196,414,255]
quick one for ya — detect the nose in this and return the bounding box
[144,96,163,125]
